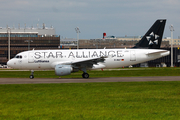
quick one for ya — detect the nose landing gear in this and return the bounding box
[29,70,34,79]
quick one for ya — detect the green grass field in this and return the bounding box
[1,67,180,119]
[0,67,180,78]
[0,82,180,119]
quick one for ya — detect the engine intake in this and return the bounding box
[55,65,72,76]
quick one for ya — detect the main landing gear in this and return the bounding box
[81,67,89,78]
[29,70,34,79]
[82,72,89,79]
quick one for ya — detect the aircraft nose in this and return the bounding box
[7,60,13,67]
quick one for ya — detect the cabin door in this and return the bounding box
[28,52,34,63]
[130,51,136,61]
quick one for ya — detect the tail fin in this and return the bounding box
[133,19,166,49]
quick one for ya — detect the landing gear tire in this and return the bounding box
[29,70,34,79]
[29,75,34,79]
[82,73,89,79]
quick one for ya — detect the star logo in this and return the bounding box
[146,32,159,45]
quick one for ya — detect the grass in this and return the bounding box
[0,82,180,119]
[0,67,180,78]
[1,67,180,119]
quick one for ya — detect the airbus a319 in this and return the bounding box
[7,19,169,79]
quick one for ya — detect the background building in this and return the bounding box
[61,37,170,49]
[0,24,60,65]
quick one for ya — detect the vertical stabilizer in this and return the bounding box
[134,19,166,49]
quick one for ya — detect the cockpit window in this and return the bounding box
[14,55,22,59]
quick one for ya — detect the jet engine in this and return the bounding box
[55,65,72,76]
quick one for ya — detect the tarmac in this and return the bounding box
[0,76,180,84]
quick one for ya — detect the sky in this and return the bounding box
[0,0,180,39]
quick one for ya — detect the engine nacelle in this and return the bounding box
[55,65,72,76]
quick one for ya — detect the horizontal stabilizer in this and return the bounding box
[146,50,169,55]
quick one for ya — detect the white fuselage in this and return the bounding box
[7,49,169,70]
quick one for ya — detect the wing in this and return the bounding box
[71,56,106,69]
[51,56,107,69]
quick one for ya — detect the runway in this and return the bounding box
[0,76,180,84]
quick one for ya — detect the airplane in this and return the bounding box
[7,19,169,79]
